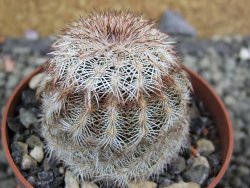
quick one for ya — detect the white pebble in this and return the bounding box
[128,181,157,188]
[65,170,79,188]
[81,182,99,188]
[21,154,37,170]
[59,167,65,174]
[239,47,250,61]
[29,146,44,162]
[165,182,200,188]
[17,142,28,153]
[29,73,45,89]
[197,138,215,156]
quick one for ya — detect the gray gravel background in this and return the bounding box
[0,36,250,188]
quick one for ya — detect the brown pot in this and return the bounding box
[1,66,233,188]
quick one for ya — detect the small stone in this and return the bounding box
[65,170,79,188]
[6,167,13,176]
[6,74,20,89]
[128,181,157,188]
[7,117,24,133]
[21,89,36,106]
[50,176,64,187]
[237,165,250,176]
[190,117,207,136]
[0,178,16,188]
[188,101,200,120]
[59,167,65,174]
[164,182,200,188]
[12,46,31,55]
[81,182,99,188]
[3,56,16,72]
[0,149,8,166]
[239,47,250,61]
[36,181,50,188]
[197,139,215,156]
[43,158,51,171]
[183,165,210,185]
[25,29,39,40]
[52,167,60,177]
[38,170,54,183]
[29,73,45,89]
[26,135,44,148]
[34,57,48,66]
[208,153,221,174]
[192,156,210,168]
[11,142,27,164]
[21,154,37,170]
[183,55,198,70]
[158,178,174,188]
[159,10,197,36]
[30,146,44,162]
[169,156,186,174]
[0,171,8,180]
[19,108,38,128]
[27,176,36,186]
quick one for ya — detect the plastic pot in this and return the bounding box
[1,66,233,188]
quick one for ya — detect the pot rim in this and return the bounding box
[1,66,233,188]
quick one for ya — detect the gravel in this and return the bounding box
[0,35,250,187]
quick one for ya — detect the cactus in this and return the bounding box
[37,10,192,187]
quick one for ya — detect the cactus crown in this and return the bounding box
[38,10,192,187]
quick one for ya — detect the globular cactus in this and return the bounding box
[38,10,192,187]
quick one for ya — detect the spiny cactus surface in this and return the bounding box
[38,10,192,187]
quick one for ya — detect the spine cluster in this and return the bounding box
[38,10,192,187]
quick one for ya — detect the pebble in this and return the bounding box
[37,170,54,183]
[57,166,64,173]
[182,156,210,185]
[43,158,51,171]
[7,117,24,133]
[128,181,157,188]
[0,178,16,188]
[207,153,221,174]
[81,182,99,188]
[192,156,210,168]
[3,56,16,73]
[158,178,174,188]
[27,176,36,186]
[183,165,210,185]
[29,72,45,89]
[21,89,36,106]
[0,171,8,180]
[6,74,20,89]
[65,170,79,188]
[169,156,186,174]
[19,108,38,128]
[25,29,39,41]
[190,117,208,136]
[29,146,44,162]
[12,47,32,56]
[159,10,197,36]
[26,135,44,148]
[0,150,8,166]
[239,47,250,61]
[197,139,215,156]
[236,165,250,176]
[164,182,200,188]
[21,153,37,170]
[10,142,27,164]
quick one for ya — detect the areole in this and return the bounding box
[1,66,233,188]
